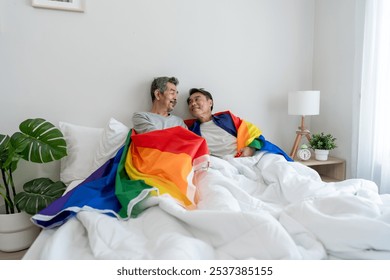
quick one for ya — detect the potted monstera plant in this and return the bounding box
[309,132,337,161]
[0,118,67,252]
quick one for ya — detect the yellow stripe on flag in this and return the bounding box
[236,120,262,151]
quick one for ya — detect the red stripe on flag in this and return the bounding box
[131,126,209,159]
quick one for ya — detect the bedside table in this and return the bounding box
[296,156,346,182]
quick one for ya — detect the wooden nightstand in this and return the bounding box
[296,156,346,182]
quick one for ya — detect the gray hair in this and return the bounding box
[150,76,179,101]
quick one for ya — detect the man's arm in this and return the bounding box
[132,112,157,134]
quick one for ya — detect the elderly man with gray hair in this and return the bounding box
[132,76,187,134]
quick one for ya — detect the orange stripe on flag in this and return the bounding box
[237,121,262,151]
[133,146,192,194]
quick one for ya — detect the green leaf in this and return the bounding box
[0,134,10,150]
[0,134,10,169]
[11,118,67,163]
[14,178,67,215]
[309,132,337,150]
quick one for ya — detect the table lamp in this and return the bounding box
[288,90,320,159]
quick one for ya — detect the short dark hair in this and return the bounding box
[187,88,214,111]
[150,76,179,101]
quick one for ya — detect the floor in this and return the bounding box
[0,249,27,260]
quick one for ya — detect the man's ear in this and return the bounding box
[154,90,160,100]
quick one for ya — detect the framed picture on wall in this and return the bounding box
[32,0,85,13]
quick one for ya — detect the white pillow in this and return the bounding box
[59,118,130,186]
[92,117,130,171]
[59,122,104,185]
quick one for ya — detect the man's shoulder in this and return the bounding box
[214,110,234,117]
[132,112,160,121]
[133,111,151,117]
[184,118,197,128]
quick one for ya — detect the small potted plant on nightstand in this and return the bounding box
[0,118,67,252]
[308,132,337,161]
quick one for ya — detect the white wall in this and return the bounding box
[312,0,365,178]
[1,0,315,185]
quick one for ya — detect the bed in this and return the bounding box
[22,117,390,260]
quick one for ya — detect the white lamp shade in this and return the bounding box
[288,90,320,116]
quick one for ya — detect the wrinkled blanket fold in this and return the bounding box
[28,125,390,260]
[25,152,390,260]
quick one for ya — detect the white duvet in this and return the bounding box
[23,152,390,260]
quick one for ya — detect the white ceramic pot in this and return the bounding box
[0,206,41,252]
[314,149,329,161]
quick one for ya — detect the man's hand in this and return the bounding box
[235,147,256,157]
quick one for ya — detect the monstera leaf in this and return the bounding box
[1,118,68,214]
[0,134,21,172]
[11,118,67,163]
[0,134,10,169]
[14,178,66,215]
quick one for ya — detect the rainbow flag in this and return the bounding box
[116,126,209,218]
[185,111,292,161]
[32,127,210,228]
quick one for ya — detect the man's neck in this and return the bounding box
[151,104,170,117]
[198,114,212,123]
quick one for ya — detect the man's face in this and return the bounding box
[157,82,178,112]
[187,92,213,119]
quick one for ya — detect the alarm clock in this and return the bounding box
[297,144,311,161]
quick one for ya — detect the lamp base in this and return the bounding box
[290,130,311,159]
[290,115,312,159]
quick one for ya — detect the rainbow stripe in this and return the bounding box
[226,112,262,151]
[116,126,209,218]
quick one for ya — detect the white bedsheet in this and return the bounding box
[23,152,390,260]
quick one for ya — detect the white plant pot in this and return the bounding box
[0,206,41,252]
[314,149,329,161]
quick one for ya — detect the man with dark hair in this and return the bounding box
[132,76,187,134]
[186,88,292,161]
